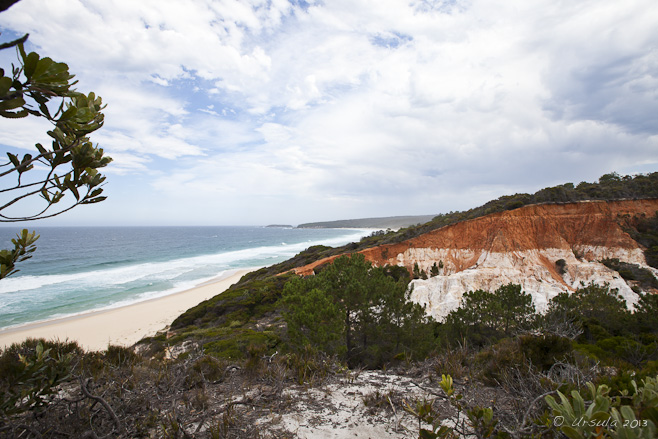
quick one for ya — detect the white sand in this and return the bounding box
[0,269,253,351]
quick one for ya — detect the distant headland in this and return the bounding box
[296,214,437,229]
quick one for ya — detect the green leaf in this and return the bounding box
[0,97,26,111]
[51,191,63,204]
[590,411,613,422]
[558,391,576,419]
[24,52,40,79]
[620,405,636,421]
[0,76,13,96]
[32,57,54,80]
[17,45,27,65]
[39,102,52,119]
[0,108,28,118]
[571,390,586,417]
[18,154,34,173]
[560,426,584,439]
[35,143,48,156]
[88,188,103,198]
[59,106,77,121]
[545,395,560,411]
[641,407,658,428]
[66,180,80,200]
[81,196,106,204]
[6,153,20,168]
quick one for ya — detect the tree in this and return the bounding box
[282,254,434,367]
[442,283,534,345]
[0,5,111,278]
[282,279,344,356]
[495,283,534,335]
[629,292,658,335]
[443,289,499,345]
[545,282,630,341]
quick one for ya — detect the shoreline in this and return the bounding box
[0,268,255,351]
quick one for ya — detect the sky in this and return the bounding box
[0,0,656,226]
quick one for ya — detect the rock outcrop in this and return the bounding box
[294,200,658,320]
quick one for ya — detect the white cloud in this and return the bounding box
[0,0,656,225]
[0,116,54,152]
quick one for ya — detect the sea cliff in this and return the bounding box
[294,199,658,319]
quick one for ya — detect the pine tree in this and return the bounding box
[282,254,434,367]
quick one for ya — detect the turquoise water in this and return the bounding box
[0,226,369,329]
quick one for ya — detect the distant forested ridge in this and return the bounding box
[297,215,437,229]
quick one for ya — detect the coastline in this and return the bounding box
[0,269,254,351]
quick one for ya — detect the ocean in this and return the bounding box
[0,226,370,330]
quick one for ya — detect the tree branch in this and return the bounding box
[79,378,124,438]
[0,33,28,51]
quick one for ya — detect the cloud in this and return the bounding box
[535,1,658,136]
[0,0,656,225]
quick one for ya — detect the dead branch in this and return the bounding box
[79,378,124,438]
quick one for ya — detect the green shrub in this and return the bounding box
[520,334,573,371]
[186,355,226,388]
[475,338,525,385]
[105,344,139,367]
[0,339,76,417]
[574,343,608,362]
[282,344,335,385]
[203,329,279,359]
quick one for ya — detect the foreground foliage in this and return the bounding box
[4,336,658,439]
[3,275,658,438]
[0,228,38,278]
[545,377,658,439]
[0,42,111,222]
[0,16,112,279]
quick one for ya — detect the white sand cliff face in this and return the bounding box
[407,246,647,321]
[293,201,658,322]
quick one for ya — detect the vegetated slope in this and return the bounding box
[293,199,658,319]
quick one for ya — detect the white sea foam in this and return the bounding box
[0,228,370,329]
[0,229,367,296]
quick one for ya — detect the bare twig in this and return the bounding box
[409,380,449,400]
[387,394,400,432]
[79,378,124,438]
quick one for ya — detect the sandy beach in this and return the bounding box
[0,269,253,351]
